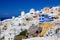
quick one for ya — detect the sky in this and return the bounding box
[0,0,60,20]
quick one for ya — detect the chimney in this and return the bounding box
[21,11,25,16]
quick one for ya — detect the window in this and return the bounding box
[2,36,4,40]
[18,23,21,26]
[26,18,30,21]
[56,28,60,34]
[36,30,39,34]
[8,38,10,40]
[31,13,33,14]
[55,17,59,19]
[26,35,28,38]
[52,17,59,19]
[41,14,45,16]
[11,38,13,40]
[9,33,11,36]
[51,12,53,14]
[2,27,7,30]
[32,24,35,26]
[40,11,42,13]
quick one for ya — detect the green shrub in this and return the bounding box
[14,29,27,40]
[19,29,27,36]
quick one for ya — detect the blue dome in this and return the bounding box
[39,14,53,22]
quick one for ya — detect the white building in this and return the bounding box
[0,7,60,40]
